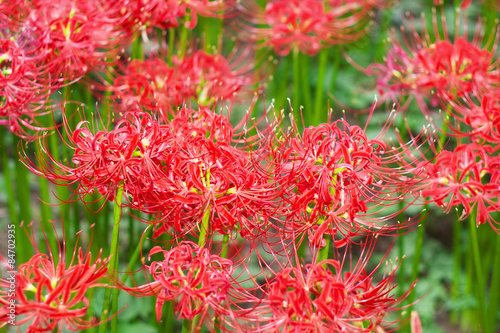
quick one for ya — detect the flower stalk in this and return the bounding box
[98,184,124,333]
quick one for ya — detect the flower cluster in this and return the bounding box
[440,89,500,143]
[123,0,234,29]
[128,241,233,321]
[0,226,109,332]
[271,110,424,245]
[233,0,394,56]
[403,143,500,229]
[24,107,280,240]
[249,239,413,332]
[109,50,256,117]
[1,0,135,138]
[368,11,500,113]
[368,7,500,233]
[23,110,171,203]
[0,38,51,137]
[4,0,445,331]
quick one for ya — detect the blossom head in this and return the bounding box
[110,50,255,118]
[442,89,500,143]
[368,10,500,113]
[124,0,233,29]
[127,241,233,321]
[24,0,134,80]
[0,37,55,138]
[233,0,388,56]
[22,109,173,205]
[0,224,109,332]
[273,108,424,244]
[406,142,500,230]
[260,240,414,332]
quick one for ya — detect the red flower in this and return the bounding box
[24,105,279,240]
[368,10,500,113]
[0,0,30,28]
[123,0,233,29]
[111,58,178,115]
[108,50,256,118]
[126,241,233,321]
[440,89,500,143]
[233,0,388,56]
[0,224,110,332]
[271,108,424,244]
[255,239,414,332]
[402,143,500,230]
[22,109,173,206]
[144,107,280,240]
[0,38,54,138]
[173,50,255,106]
[23,0,134,80]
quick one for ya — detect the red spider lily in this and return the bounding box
[367,10,500,113]
[22,0,135,81]
[23,103,280,240]
[0,0,30,28]
[0,223,110,332]
[232,0,388,56]
[110,58,178,115]
[251,238,415,332]
[123,0,234,29]
[107,49,256,118]
[400,142,500,230]
[126,241,234,321]
[173,50,255,106]
[143,107,281,240]
[439,89,500,143]
[0,38,55,138]
[270,107,425,245]
[22,108,174,206]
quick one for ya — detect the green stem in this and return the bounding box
[313,49,328,125]
[132,35,144,61]
[198,203,211,248]
[319,235,330,263]
[397,202,406,305]
[121,226,152,284]
[13,135,32,263]
[438,110,450,149]
[103,200,111,255]
[292,48,301,129]
[462,237,474,330]
[300,52,312,125]
[214,234,230,333]
[327,48,341,120]
[98,185,124,333]
[159,301,175,333]
[487,228,500,331]
[468,208,488,333]
[220,234,230,259]
[0,127,18,226]
[168,31,175,66]
[406,210,428,311]
[182,319,192,333]
[47,114,71,234]
[182,201,212,332]
[82,288,95,333]
[179,18,190,57]
[128,210,135,258]
[450,217,463,325]
[36,144,54,236]
[276,58,291,110]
